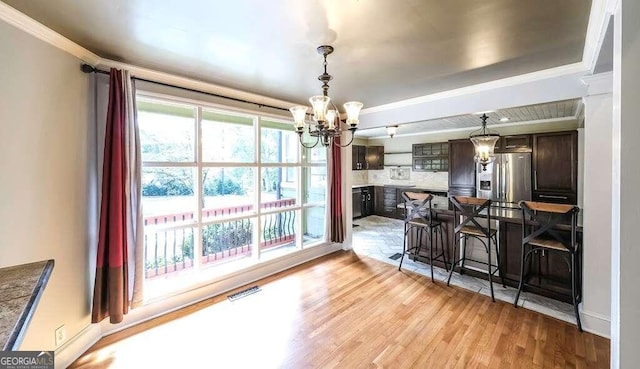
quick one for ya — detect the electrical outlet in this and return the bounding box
[55,325,66,347]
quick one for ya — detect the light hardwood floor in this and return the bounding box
[70,251,609,368]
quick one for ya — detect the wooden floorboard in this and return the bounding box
[69,250,609,369]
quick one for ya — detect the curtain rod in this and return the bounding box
[80,64,290,112]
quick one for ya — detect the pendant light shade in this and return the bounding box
[470,114,500,171]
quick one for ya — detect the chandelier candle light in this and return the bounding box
[289,45,363,148]
[470,113,500,171]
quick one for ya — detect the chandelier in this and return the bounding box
[289,45,363,148]
[470,113,500,171]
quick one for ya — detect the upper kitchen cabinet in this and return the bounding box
[352,145,384,170]
[495,135,532,153]
[532,131,578,204]
[448,139,476,194]
[352,145,366,170]
[412,142,449,172]
[366,146,384,170]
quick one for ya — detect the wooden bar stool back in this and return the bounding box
[513,201,582,331]
[399,192,449,281]
[446,196,505,302]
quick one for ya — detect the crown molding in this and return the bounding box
[0,1,101,65]
[0,2,298,111]
[360,62,588,115]
[98,59,298,111]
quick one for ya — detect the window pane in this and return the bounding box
[202,110,254,162]
[260,209,298,259]
[142,167,197,222]
[202,167,255,221]
[303,206,325,246]
[144,227,195,279]
[303,145,327,164]
[261,167,298,209]
[260,120,298,163]
[202,219,254,265]
[138,100,195,162]
[303,166,326,205]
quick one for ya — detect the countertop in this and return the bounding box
[352,184,449,193]
[0,260,54,350]
[399,197,583,231]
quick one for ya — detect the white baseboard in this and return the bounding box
[581,309,611,338]
[54,324,101,369]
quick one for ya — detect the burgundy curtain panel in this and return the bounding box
[330,138,345,243]
[92,69,129,324]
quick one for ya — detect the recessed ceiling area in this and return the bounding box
[354,99,582,138]
[1,0,592,108]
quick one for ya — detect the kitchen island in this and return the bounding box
[400,196,582,303]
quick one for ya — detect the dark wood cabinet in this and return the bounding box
[380,187,400,218]
[353,187,374,218]
[363,187,374,216]
[448,139,476,195]
[532,131,578,203]
[352,145,366,170]
[352,145,384,170]
[366,146,384,170]
[499,221,573,302]
[500,222,527,282]
[373,186,385,216]
[496,135,532,153]
[412,142,449,172]
[352,188,362,218]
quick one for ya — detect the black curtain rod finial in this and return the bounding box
[81,63,96,73]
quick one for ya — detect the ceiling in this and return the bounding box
[2,0,592,108]
[354,99,582,138]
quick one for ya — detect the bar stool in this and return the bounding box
[399,192,449,281]
[513,201,582,331]
[446,196,505,302]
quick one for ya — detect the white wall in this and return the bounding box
[612,0,640,366]
[0,19,96,352]
[581,74,613,337]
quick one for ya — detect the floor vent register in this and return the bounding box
[227,286,261,301]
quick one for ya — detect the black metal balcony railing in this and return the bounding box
[144,199,296,278]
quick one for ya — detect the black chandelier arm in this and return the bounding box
[297,132,320,149]
[332,128,357,148]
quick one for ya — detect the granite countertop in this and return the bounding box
[0,260,54,350]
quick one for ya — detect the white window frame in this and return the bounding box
[137,91,329,280]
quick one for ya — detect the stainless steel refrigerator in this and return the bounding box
[476,153,532,207]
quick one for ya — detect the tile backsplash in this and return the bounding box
[367,169,449,189]
[352,170,369,185]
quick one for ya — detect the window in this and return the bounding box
[138,96,327,298]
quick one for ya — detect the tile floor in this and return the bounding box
[351,215,577,325]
